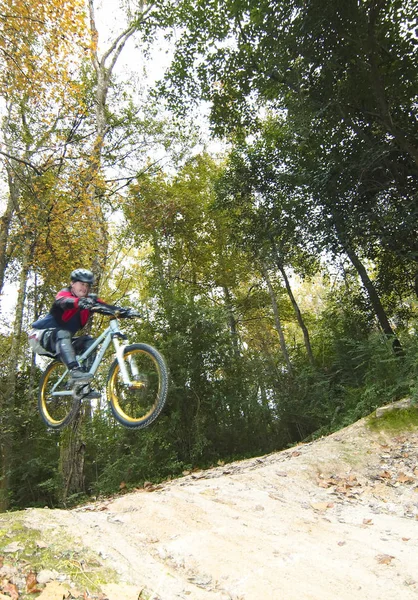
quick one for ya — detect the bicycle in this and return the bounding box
[38,305,169,430]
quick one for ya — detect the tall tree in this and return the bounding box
[215,137,318,365]
[161,0,418,299]
[0,0,89,295]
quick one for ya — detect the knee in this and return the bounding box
[50,329,72,354]
[56,330,72,342]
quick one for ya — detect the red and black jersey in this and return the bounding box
[32,287,96,334]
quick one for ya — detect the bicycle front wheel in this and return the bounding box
[107,343,168,429]
[38,361,80,430]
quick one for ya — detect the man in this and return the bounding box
[29,268,124,385]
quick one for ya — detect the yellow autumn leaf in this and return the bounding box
[376,554,395,565]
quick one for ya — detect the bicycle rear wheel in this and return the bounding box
[38,361,80,430]
[107,343,168,429]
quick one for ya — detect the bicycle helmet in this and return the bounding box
[70,268,95,284]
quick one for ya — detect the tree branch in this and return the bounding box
[0,150,42,175]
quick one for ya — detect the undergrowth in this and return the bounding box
[0,512,118,598]
[367,407,418,433]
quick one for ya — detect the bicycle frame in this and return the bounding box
[50,317,138,397]
[39,306,168,430]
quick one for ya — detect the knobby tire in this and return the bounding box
[38,361,80,430]
[107,343,168,429]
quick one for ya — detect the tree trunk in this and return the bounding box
[330,206,403,353]
[270,244,315,366]
[0,246,30,510]
[58,2,142,502]
[0,108,25,295]
[344,243,402,354]
[261,262,293,374]
[60,411,86,504]
[86,0,138,283]
[223,286,240,357]
[0,189,14,296]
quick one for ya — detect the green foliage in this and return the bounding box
[368,409,418,433]
[0,515,119,592]
[2,0,418,509]
[7,369,62,509]
[163,0,418,325]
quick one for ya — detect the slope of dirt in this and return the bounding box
[6,412,418,599]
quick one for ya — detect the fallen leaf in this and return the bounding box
[26,570,41,593]
[376,554,395,565]
[119,481,126,490]
[1,582,18,600]
[378,471,392,479]
[36,581,67,599]
[101,583,144,600]
[310,502,332,512]
[396,472,415,483]
[402,537,410,542]
[363,519,373,525]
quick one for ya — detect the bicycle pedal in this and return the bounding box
[83,390,101,399]
[73,382,89,391]
[73,383,90,397]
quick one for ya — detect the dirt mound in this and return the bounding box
[2,411,418,599]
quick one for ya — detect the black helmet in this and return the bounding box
[70,268,94,284]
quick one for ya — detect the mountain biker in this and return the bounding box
[28,268,129,391]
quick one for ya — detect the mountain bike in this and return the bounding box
[38,305,168,431]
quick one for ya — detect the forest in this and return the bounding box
[0,0,417,511]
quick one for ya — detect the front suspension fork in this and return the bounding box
[112,338,141,385]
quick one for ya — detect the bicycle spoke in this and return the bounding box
[38,362,79,429]
[107,344,168,428]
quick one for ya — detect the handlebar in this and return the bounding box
[90,305,142,319]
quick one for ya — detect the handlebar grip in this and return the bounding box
[126,309,142,318]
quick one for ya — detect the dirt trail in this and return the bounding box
[23,416,418,600]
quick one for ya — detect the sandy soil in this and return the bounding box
[24,414,418,600]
